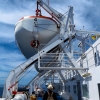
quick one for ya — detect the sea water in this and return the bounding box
[0,87,3,97]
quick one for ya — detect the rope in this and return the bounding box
[34,26,60,33]
[60,11,68,17]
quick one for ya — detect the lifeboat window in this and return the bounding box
[82,84,89,98]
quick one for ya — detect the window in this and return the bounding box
[68,85,70,93]
[73,85,77,94]
[59,85,60,90]
[82,84,89,98]
[98,83,100,99]
[95,52,97,65]
[80,59,83,68]
[94,51,100,66]
[97,51,100,65]
[65,85,66,91]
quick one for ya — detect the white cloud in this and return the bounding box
[0,0,97,30]
[0,55,25,71]
[0,0,36,24]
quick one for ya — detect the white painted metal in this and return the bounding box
[39,67,88,70]
[2,0,100,99]
[76,30,100,35]
[13,94,27,100]
[25,71,47,88]
[3,32,70,98]
[65,39,100,100]
[37,0,63,23]
[33,70,53,89]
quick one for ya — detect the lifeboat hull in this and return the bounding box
[15,16,59,59]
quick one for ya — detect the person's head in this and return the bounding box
[47,84,53,92]
[53,86,55,90]
[32,91,35,95]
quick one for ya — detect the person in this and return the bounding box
[41,90,44,97]
[43,84,57,100]
[30,91,37,100]
[35,87,39,97]
[35,87,43,97]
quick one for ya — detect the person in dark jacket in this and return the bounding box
[43,84,57,100]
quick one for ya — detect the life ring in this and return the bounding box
[30,40,39,48]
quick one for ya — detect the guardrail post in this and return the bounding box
[86,54,88,69]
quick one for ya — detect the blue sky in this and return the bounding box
[0,0,100,85]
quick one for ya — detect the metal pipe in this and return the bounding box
[39,67,88,70]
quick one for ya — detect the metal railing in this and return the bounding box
[36,41,100,82]
[77,42,100,69]
[39,53,81,67]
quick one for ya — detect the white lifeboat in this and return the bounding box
[15,16,59,59]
